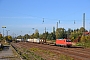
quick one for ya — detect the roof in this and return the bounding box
[84,32,90,35]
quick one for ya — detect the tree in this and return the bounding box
[0,34,2,40]
[30,33,34,39]
[88,35,90,41]
[42,33,46,39]
[67,28,73,33]
[65,28,72,39]
[8,35,12,40]
[46,32,49,39]
[39,34,43,39]
[4,35,12,42]
[80,35,85,42]
[34,29,39,38]
[17,35,22,39]
[79,27,86,34]
[52,27,56,40]
[24,34,30,39]
[47,33,52,40]
[5,35,12,40]
[51,32,54,40]
[56,28,66,39]
[70,32,80,42]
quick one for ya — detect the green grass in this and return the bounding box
[0,48,3,51]
[13,45,73,60]
[15,47,45,60]
[60,54,74,60]
[29,47,73,60]
[46,40,56,44]
[76,41,90,48]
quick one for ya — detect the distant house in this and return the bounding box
[0,34,2,37]
[84,32,90,36]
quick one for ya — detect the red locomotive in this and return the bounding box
[56,39,72,47]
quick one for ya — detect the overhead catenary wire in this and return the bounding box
[0,8,90,31]
[0,8,90,22]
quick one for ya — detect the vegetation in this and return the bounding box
[15,27,90,43]
[0,34,3,40]
[14,47,45,60]
[1,27,90,48]
[13,46,73,60]
[76,39,90,48]
[16,27,90,48]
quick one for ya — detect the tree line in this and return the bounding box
[0,27,90,43]
[16,27,90,42]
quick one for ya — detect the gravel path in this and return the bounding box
[0,45,21,60]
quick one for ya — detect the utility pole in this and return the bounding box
[13,32,15,40]
[2,26,6,38]
[26,34,27,41]
[21,31,23,41]
[53,26,55,40]
[45,27,46,33]
[15,34,16,41]
[74,20,75,24]
[45,27,46,40]
[25,34,27,42]
[83,13,85,30]
[29,31,30,38]
[53,27,55,33]
[83,13,85,42]
[6,30,10,40]
[57,22,58,29]
[56,20,60,29]
[6,30,10,36]
[59,20,60,28]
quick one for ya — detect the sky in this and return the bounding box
[0,0,90,36]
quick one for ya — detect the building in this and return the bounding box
[84,32,90,36]
[0,34,2,38]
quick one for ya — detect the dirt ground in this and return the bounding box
[12,42,90,60]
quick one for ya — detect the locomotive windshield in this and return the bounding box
[66,40,71,42]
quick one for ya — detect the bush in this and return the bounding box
[76,40,90,48]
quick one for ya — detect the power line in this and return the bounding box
[1,8,90,21]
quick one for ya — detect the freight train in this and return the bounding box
[16,38,46,44]
[16,38,72,47]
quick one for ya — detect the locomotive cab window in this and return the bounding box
[66,40,71,42]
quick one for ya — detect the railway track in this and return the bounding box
[12,42,90,60]
[26,43,90,60]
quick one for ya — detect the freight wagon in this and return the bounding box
[0,43,3,49]
[56,39,72,47]
[27,38,46,44]
[16,39,22,42]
